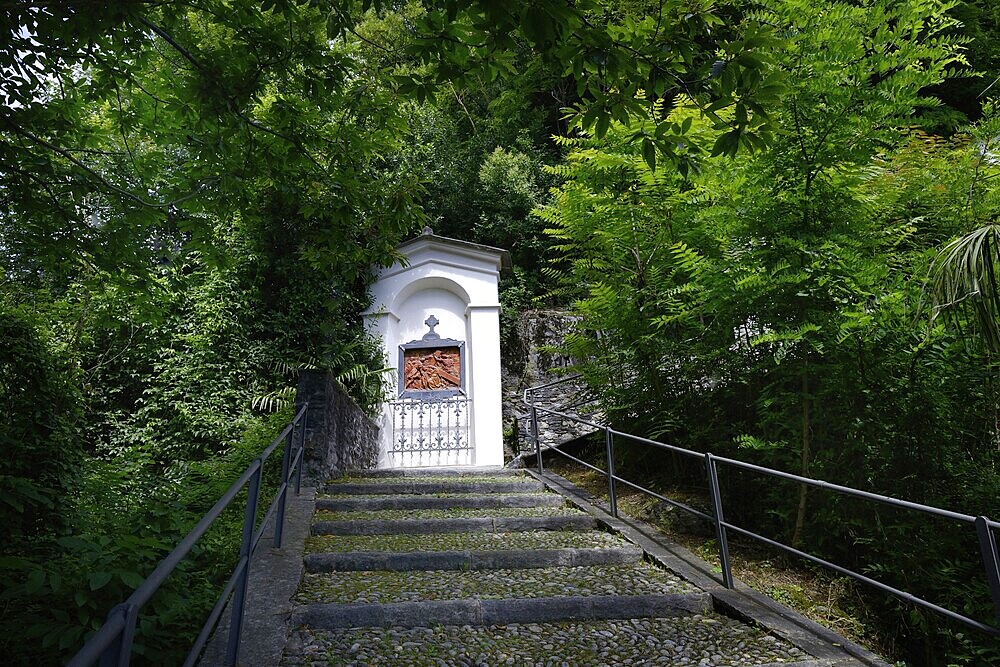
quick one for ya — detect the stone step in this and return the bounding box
[314,505,583,522]
[304,545,644,572]
[295,563,701,606]
[311,514,598,535]
[316,492,563,512]
[331,474,529,485]
[282,616,812,666]
[305,529,625,554]
[320,479,545,495]
[297,593,711,630]
[339,467,524,478]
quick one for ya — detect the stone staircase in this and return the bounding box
[280,468,816,666]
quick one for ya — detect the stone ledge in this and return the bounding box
[320,479,545,495]
[303,545,644,572]
[310,515,598,535]
[298,592,711,629]
[199,488,316,667]
[337,467,523,478]
[315,492,564,511]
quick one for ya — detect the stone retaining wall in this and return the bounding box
[295,370,379,481]
[501,310,602,455]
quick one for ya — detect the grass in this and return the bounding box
[546,458,903,663]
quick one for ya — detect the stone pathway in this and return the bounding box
[278,468,871,666]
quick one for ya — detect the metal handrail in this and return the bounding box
[523,390,1000,637]
[66,403,310,667]
[522,373,584,403]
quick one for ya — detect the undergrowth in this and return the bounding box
[547,458,906,664]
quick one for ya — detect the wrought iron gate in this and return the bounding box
[389,396,472,467]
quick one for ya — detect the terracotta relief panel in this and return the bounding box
[403,347,461,391]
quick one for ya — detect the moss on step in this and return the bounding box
[303,530,626,554]
[317,491,555,500]
[294,563,698,605]
[280,616,802,666]
[313,506,582,522]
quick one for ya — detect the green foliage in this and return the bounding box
[402,0,786,163]
[0,408,292,664]
[475,146,550,274]
[929,0,1000,127]
[0,304,82,540]
[538,2,1000,662]
[2,0,999,664]
[927,101,1000,354]
[1,3,421,663]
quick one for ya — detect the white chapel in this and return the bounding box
[363,228,510,468]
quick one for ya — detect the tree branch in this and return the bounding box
[2,115,161,207]
[1,115,214,210]
[135,16,208,74]
[137,15,327,172]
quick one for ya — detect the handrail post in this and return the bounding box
[705,453,734,589]
[530,395,543,474]
[225,461,262,666]
[296,406,308,495]
[273,429,293,548]
[99,603,138,667]
[604,428,618,518]
[976,516,1000,624]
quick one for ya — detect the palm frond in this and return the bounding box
[927,223,1000,353]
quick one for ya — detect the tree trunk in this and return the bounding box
[792,367,811,547]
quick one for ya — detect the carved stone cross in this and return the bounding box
[423,314,441,340]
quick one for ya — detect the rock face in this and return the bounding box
[501,310,602,457]
[295,370,379,482]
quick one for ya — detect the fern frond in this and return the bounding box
[251,386,296,413]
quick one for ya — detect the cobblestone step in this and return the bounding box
[329,474,532,484]
[316,492,564,512]
[278,467,865,667]
[314,505,583,522]
[297,593,712,630]
[295,563,700,605]
[311,514,598,535]
[321,479,545,495]
[305,530,625,554]
[281,616,813,667]
[339,467,524,478]
[304,546,644,572]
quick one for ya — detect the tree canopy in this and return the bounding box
[2,0,1000,664]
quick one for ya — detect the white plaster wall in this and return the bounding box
[396,288,467,346]
[467,305,503,466]
[363,238,505,468]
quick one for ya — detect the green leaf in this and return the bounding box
[595,112,610,139]
[0,556,33,570]
[710,131,739,158]
[89,571,113,591]
[642,138,657,172]
[118,570,145,588]
[24,569,45,595]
